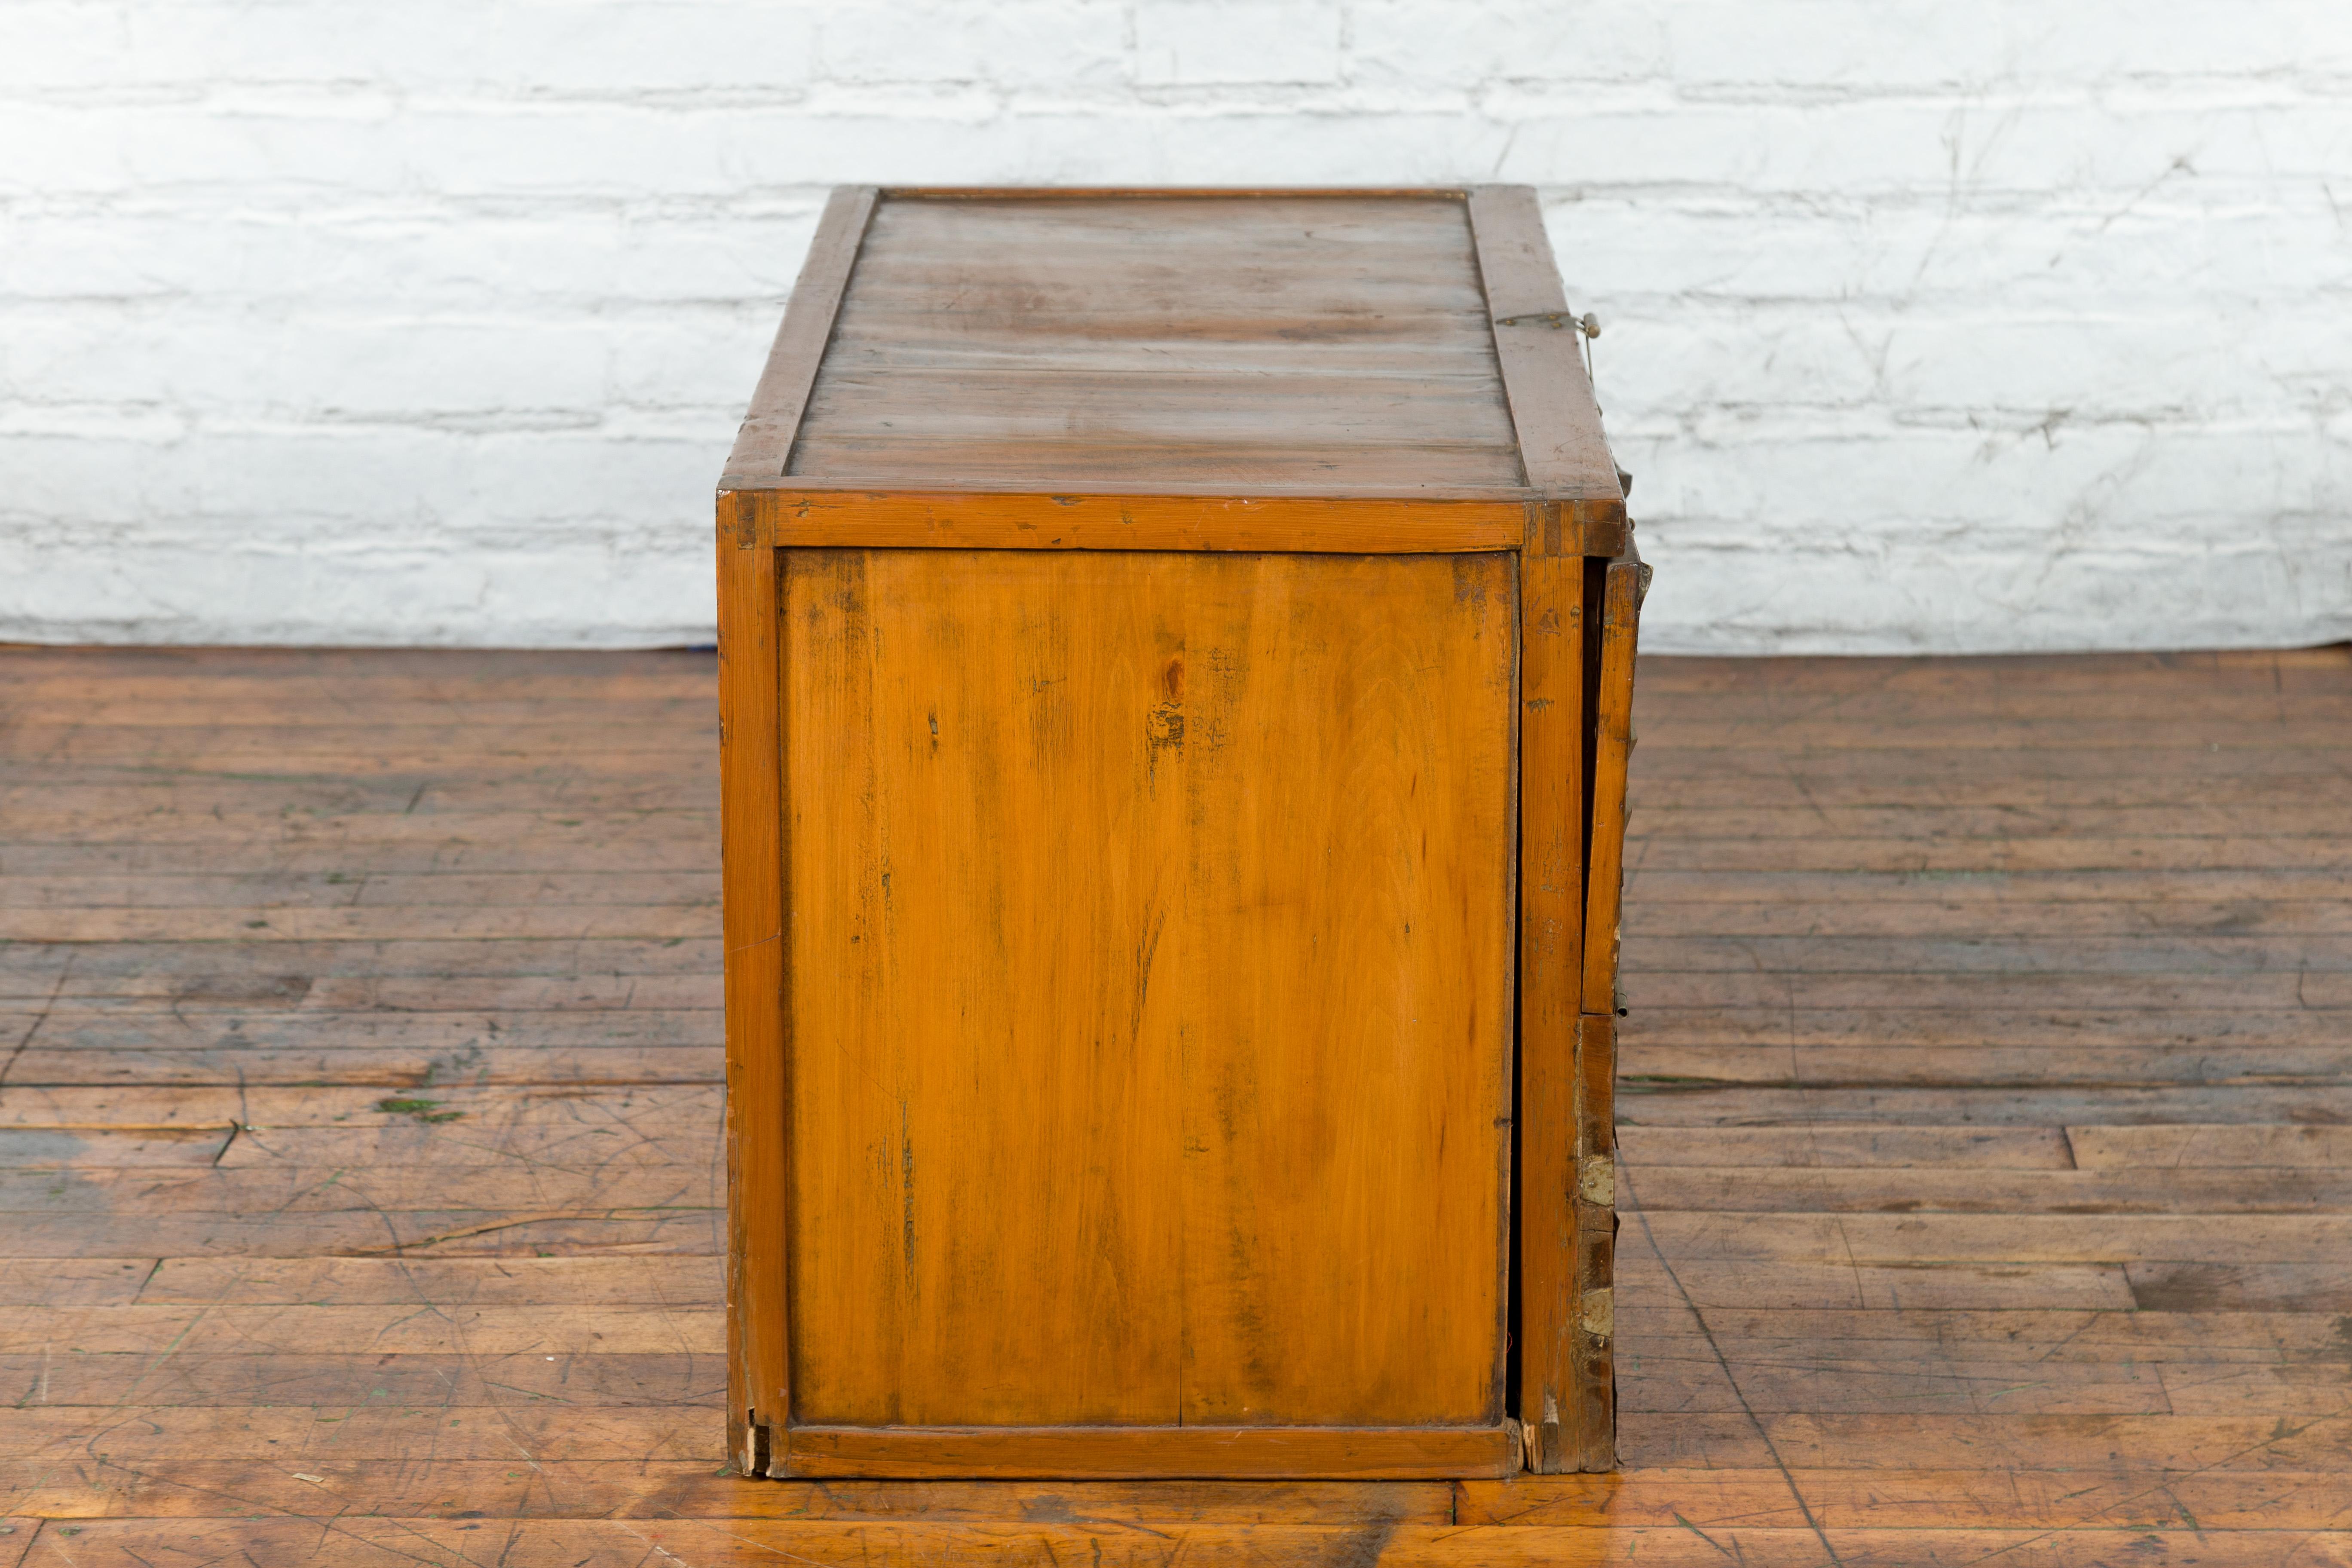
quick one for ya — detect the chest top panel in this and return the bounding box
[788,194,1525,493]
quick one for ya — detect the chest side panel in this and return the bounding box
[781,548,1516,1428]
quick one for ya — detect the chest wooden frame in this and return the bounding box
[718,186,1640,1480]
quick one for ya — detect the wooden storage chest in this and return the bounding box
[717,186,1643,1481]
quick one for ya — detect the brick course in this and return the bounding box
[3,1,2346,650]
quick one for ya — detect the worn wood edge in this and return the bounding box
[716,503,788,1473]
[724,487,1531,553]
[774,1425,1522,1480]
[1466,186,1624,508]
[1579,545,1644,1017]
[0,1466,1458,1524]
[727,474,1621,507]
[725,181,1622,515]
[1513,553,1586,1475]
[1571,1012,1618,1473]
[1524,500,1629,560]
[877,186,1473,201]
[1490,551,1524,1440]
[720,186,878,483]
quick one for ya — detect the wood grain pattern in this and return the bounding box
[782,1425,1520,1480]
[720,185,877,484]
[18,1517,2351,1566]
[1465,186,1624,509]
[882,187,1477,202]
[720,188,1629,535]
[725,486,1537,554]
[9,641,2346,1559]
[777,549,1516,1442]
[710,175,1637,1495]
[1513,552,1584,1473]
[715,501,788,1470]
[0,1464,1451,1521]
[788,194,1526,495]
[1580,549,1643,1017]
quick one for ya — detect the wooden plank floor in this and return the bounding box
[2,643,2348,1566]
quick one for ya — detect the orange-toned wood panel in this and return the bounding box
[726,487,1533,554]
[785,1424,1520,1480]
[714,517,787,1467]
[1176,551,1516,1429]
[781,546,1185,1427]
[9,641,2349,1546]
[1513,551,1584,1472]
[778,549,1516,1432]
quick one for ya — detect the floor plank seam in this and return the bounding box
[1619,1161,1847,1567]
[6,646,2349,1558]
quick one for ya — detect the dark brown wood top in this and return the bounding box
[721,186,1623,524]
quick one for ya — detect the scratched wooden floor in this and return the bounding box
[2,644,2348,1567]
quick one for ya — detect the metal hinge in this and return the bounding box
[1496,310,1600,338]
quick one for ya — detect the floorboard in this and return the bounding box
[2,642,2348,1564]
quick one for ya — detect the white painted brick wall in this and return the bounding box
[3,0,2347,652]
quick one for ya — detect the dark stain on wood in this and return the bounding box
[4,625,2346,1548]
